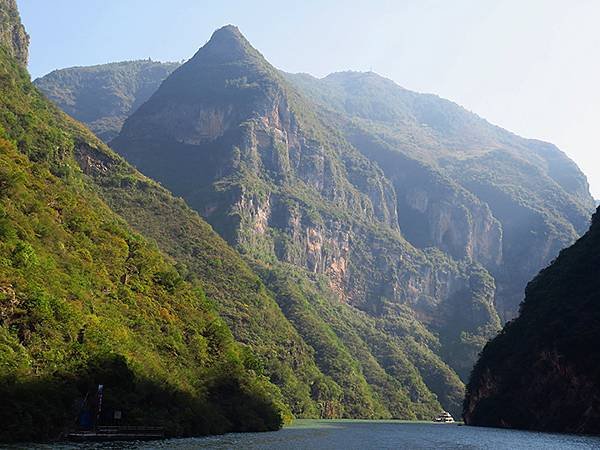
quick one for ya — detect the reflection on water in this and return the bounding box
[12,419,600,450]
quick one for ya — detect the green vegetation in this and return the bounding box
[27,20,596,433]
[0,37,285,442]
[464,207,600,434]
[79,132,456,418]
[76,138,341,418]
[34,60,180,141]
[258,263,462,419]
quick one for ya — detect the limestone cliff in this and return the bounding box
[285,71,594,320]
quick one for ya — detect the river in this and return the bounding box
[14,419,600,449]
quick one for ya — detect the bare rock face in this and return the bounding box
[0,0,29,67]
[349,131,503,268]
[74,141,115,175]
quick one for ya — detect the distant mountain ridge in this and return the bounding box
[34,60,180,141]
[35,54,594,323]
[284,70,594,319]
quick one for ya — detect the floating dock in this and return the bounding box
[67,426,164,442]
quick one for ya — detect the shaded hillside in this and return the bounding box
[35,60,180,141]
[111,25,503,416]
[285,71,594,320]
[464,207,600,434]
[0,4,285,441]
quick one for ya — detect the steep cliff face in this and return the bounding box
[0,0,28,67]
[34,60,180,141]
[345,125,503,269]
[464,207,600,435]
[286,71,594,319]
[112,25,500,415]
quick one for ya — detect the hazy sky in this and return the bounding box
[18,0,600,198]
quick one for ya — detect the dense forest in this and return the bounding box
[0,1,285,441]
[464,206,600,434]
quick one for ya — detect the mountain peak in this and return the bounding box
[211,24,244,41]
[191,24,258,64]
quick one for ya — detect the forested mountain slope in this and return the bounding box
[36,36,594,324]
[464,206,600,434]
[36,34,594,326]
[34,24,595,421]
[0,3,288,441]
[34,60,180,141]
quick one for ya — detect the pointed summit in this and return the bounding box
[115,24,283,144]
[210,24,245,42]
[188,24,263,66]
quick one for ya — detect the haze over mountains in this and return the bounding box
[4,1,598,439]
[33,24,595,420]
[465,206,600,434]
[35,60,180,142]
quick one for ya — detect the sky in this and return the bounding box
[18,0,600,198]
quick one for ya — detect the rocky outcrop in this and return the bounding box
[0,0,29,67]
[346,127,503,268]
[73,140,115,175]
[464,207,600,434]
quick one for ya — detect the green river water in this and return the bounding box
[11,419,600,449]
